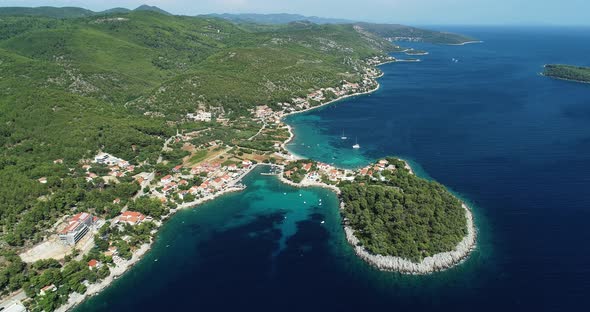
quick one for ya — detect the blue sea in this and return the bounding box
[76,27,590,311]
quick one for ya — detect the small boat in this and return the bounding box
[299,193,302,197]
[352,137,360,149]
[321,221,325,224]
[341,130,347,140]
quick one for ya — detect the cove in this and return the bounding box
[77,26,590,311]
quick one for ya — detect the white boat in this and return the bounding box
[352,137,360,149]
[341,130,347,140]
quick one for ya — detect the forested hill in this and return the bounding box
[204,13,475,44]
[543,64,590,83]
[0,5,168,18]
[0,6,475,45]
[0,10,391,248]
[354,22,476,45]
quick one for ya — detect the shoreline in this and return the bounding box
[56,168,256,312]
[56,243,151,312]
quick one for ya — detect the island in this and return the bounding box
[543,64,590,84]
[0,5,475,311]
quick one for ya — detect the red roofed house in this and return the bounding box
[303,163,312,172]
[118,211,146,225]
[212,177,223,188]
[161,175,173,184]
[58,212,94,245]
[88,259,101,270]
[39,284,57,296]
[172,165,183,173]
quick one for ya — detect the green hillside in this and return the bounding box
[0,6,95,18]
[0,10,392,250]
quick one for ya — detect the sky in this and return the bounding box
[0,0,589,25]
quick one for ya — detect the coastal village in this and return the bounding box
[1,55,402,312]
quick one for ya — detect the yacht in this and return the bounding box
[352,137,360,149]
[341,130,347,140]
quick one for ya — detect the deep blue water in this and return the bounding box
[77,27,590,311]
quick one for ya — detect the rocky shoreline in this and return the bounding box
[343,203,476,274]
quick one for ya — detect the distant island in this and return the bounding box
[543,64,590,84]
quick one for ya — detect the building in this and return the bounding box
[118,211,146,225]
[39,284,57,296]
[160,175,173,184]
[58,212,94,245]
[88,259,101,270]
[186,111,212,122]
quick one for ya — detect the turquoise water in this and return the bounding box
[77,27,590,311]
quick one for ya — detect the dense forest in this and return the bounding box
[340,158,467,262]
[543,64,590,83]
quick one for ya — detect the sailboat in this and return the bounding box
[352,137,360,149]
[341,130,347,140]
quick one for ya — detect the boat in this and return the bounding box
[341,130,347,140]
[352,137,360,149]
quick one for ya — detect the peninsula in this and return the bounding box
[543,64,590,84]
[0,5,476,311]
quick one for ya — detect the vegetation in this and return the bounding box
[543,64,590,83]
[340,158,467,262]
